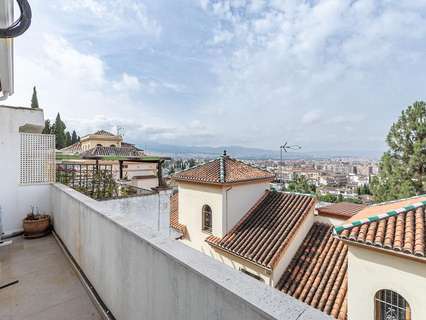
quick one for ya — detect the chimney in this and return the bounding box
[219,150,227,183]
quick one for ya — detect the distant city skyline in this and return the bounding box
[7,1,426,153]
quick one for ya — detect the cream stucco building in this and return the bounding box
[171,153,317,286]
[59,130,167,190]
[171,152,426,320]
[335,196,426,320]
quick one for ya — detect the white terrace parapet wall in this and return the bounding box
[51,183,330,320]
[97,189,174,237]
[0,106,50,234]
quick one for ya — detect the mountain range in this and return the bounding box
[141,142,382,160]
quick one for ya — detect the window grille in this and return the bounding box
[20,133,55,185]
[375,289,411,320]
[202,204,212,233]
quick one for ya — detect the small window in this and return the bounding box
[110,144,116,147]
[375,290,411,320]
[96,144,102,147]
[202,205,212,233]
[239,268,264,282]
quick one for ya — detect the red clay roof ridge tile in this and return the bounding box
[172,155,275,185]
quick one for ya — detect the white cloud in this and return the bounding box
[211,30,234,45]
[301,110,322,125]
[59,0,162,36]
[8,33,159,135]
[197,0,426,150]
[61,0,107,17]
[113,73,141,91]
[65,114,215,146]
[249,0,266,13]
[43,35,106,89]
[5,0,426,152]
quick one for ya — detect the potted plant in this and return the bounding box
[23,206,51,238]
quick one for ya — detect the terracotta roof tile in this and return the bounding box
[80,146,145,159]
[317,202,366,219]
[60,141,141,154]
[206,191,315,269]
[172,155,274,185]
[169,193,186,236]
[335,199,426,258]
[93,130,115,136]
[121,142,143,151]
[60,142,82,153]
[344,195,426,224]
[277,223,347,320]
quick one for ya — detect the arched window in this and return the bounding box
[202,205,212,233]
[110,144,116,147]
[375,290,411,320]
[96,144,102,147]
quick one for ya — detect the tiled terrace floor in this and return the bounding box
[0,235,101,320]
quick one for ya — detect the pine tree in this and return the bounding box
[42,119,51,134]
[54,113,67,149]
[31,86,40,109]
[371,101,426,201]
[65,132,72,147]
[71,130,78,144]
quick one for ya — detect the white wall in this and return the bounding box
[0,106,50,234]
[224,181,269,234]
[131,177,159,190]
[177,182,273,283]
[97,189,173,237]
[51,183,328,320]
[178,182,224,248]
[348,245,426,320]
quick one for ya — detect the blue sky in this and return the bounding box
[7,0,426,154]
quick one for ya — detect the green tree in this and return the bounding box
[54,113,67,149]
[318,194,339,203]
[65,131,72,147]
[362,184,371,195]
[287,174,316,194]
[317,193,362,204]
[31,86,40,109]
[71,130,78,144]
[42,119,51,134]
[188,158,196,168]
[371,101,426,202]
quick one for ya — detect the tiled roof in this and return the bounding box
[121,142,143,151]
[60,141,141,154]
[60,142,82,154]
[93,130,115,136]
[277,223,347,320]
[317,202,366,219]
[335,200,426,258]
[206,191,315,269]
[81,146,145,159]
[170,193,186,236]
[173,155,274,185]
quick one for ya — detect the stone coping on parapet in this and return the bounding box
[52,183,331,320]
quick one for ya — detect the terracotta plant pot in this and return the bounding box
[23,215,51,238]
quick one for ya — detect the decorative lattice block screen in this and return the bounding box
[20,133,56,185]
